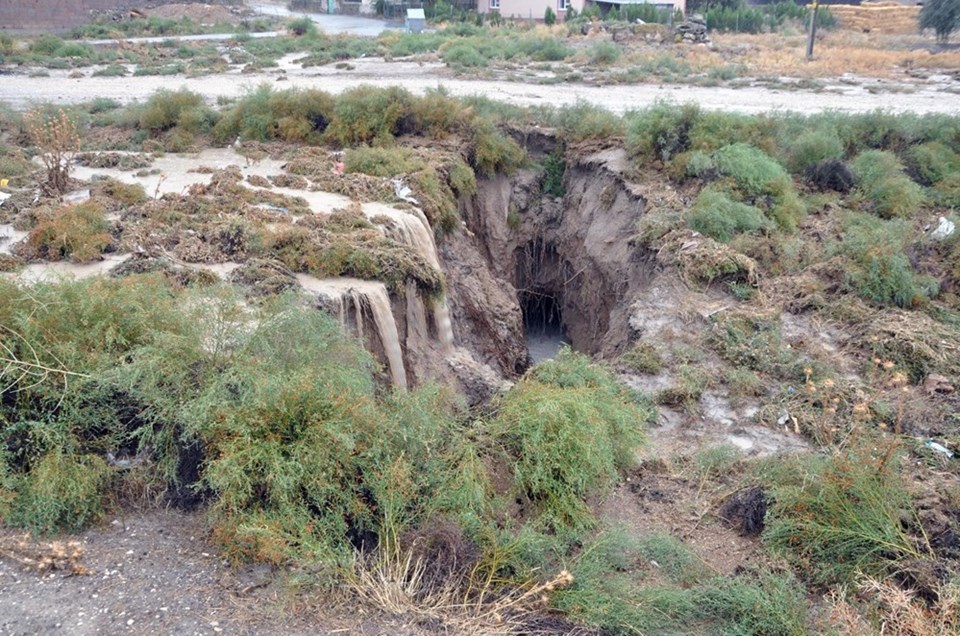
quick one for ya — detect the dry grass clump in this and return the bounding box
[0,533,89,576]
[348,544,577,635]
[855,306,960,383]
[655,228,759,288]
[823,577,960,636]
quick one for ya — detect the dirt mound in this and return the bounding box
[143,3,246,24]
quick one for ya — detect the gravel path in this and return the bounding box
[0,511,300,636]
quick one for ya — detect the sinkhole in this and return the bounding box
[515,239,572,365]
[520,289,570,365]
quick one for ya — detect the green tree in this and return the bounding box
[545,6,557,25]
[919,0,960,44]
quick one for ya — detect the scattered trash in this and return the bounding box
[924,440,954,458]
[332,161,345,176]
[0,192,9,206]
[62,189,91,204]
[252,203,289,214]
[931,216,956,240]
[392,178,419,205]
[777,409,790,426]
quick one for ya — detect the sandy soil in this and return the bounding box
[4,55,959,115]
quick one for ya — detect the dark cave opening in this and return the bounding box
[519,288,570,365]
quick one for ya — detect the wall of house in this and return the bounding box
[480,0,586,19]
[1,0,239,33]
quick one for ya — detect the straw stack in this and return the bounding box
[827,2,921,35]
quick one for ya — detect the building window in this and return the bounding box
[489,0,499,8]
[558,0,569,10]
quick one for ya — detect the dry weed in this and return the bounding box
[656,228,759,288]
[858,577,960,636]
[347,546,578,635]
[23,109,80,195]
[0,533,90,576]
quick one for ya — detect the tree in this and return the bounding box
[919,0,960,45]
[544,6,557,25]
[24,109,80,195]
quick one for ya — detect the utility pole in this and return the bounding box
[806,0,820,60]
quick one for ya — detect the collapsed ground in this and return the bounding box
[1,20,960,636]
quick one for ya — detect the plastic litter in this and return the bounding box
[931,216,956,240]
[391,178,419,205]
[924,440,954,458]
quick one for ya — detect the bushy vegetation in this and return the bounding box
[0,280,648,592]
[688,187,772,243]
[836,213,938,307]
[852,150,926,219]
[489,349,650,533]
[210,85,523,178]
[764,441,929,586]
[24,201,112,262]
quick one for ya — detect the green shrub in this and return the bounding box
[764,441,929,586]
[541,150,565,197]
[30,35,64,56]
[490,349,650,533]
[555,100,624,143]
[506,37,572,62]
[88,97,121,113]
[214,85,334,144]
[704,143,804,231]
[8,451,110,535]
[689,110,779,156]
[469,119,525,176]
[688,187,772,243]
[26,201,112,263]
[325,86,415,147]
[133,63,185,76]
[837,212,937,307]
[627,102,701,163]
[139,88,215,133]
[783,127,843,174]
[441,42,489,69]
[555,531,807,636]
[344,146,424,177]
[55,42,96,59]
[677,150,716,179]
[544,6,557,25]
[695,568,809,636]
[708,310,808,381]
[587,41,621,65]
[711,143,791,198]
[410,88,470,139]
[907,141,960,186]
[287,16,317,37]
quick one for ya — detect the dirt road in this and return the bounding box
[4,56,958,115]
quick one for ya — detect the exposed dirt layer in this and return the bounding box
[600,466,764,577]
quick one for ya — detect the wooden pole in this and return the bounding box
[806,0,820,60]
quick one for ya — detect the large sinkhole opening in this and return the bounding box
[520,289,570,365]
[515,239,574,365]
